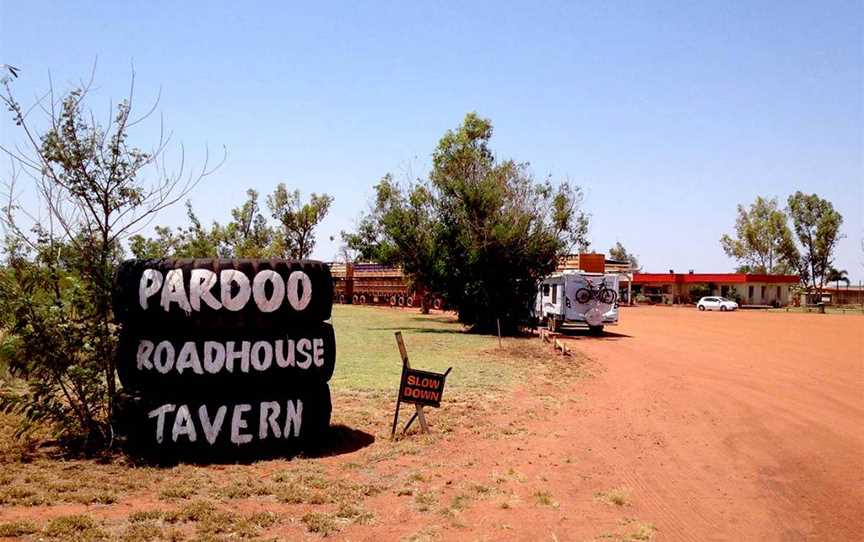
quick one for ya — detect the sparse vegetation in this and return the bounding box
[0,519,38,537]
[302,511,339,535]
[534,489,558,507]
[595,487,631,507]
[45,514,108,541]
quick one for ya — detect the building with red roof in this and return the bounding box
[632,271,800,306]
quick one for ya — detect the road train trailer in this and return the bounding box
[328,262,445,310]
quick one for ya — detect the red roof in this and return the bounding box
[633,273,800,285]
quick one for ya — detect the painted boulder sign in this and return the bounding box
[113,259,335,460]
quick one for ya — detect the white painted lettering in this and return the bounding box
[172,404,197,442]
[147,404,176,444]
[296,338,312,369]
[160,269,192,313]
[313,338,324,367]
[275,339,295,368]
[176,342,204,374]
[252,270,285,312]
[139,269,163,309]
[189,269,222,311]
[203,341,226,373]
[225,341,250,372]
[198,405,227,445]
[153,341,176,374]
[136,340,154,370]
[259,401,282,439]
[250,341,273,371]
[286,271,312,311]
[220,270,251,311]
[283,399,303,438]
[230,404,253,444]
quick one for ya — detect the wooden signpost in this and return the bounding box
[390,331,451,438]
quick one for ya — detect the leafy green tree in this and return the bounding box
[267,184,333,259]
[609,242,640,270]
[720,197,794,274]
[0,71,220,449]
[781,192,844,292]
[129,202,219,258]
[349,113,589,332]
[216,189,275,258]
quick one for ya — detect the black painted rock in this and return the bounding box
[113,259,333,330]
[116,323,336,396]
[114,386,332,461]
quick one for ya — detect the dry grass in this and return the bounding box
[534,489,559,508]
[595,486,631,507]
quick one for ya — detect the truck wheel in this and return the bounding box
[359,295,366,304]
[397,296,404,307]
[352,294,359,304]
[588,325,604,336]
[406,296,414,307]
[339,294,345,304]
[389,295,397,306]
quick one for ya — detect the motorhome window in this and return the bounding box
[551,285,558,304]
[542,284,550,296]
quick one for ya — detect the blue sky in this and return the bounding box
[1,1,862,279]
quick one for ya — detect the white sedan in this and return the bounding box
[697,296,739,311]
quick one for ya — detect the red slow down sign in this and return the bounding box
[400,368,446,408]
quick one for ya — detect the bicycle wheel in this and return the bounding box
[599,288,617,305]
[575,288,592,304]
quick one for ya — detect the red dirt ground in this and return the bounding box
[2,307,861,541]
[356,307,864,541]
[551,307,864,541]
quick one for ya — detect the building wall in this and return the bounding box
[696,282,790,305]
[637,282,792,306]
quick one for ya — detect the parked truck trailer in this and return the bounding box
[329,263,444,309]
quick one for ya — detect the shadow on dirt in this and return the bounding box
[303,424,376,458]
[556,328,632,340]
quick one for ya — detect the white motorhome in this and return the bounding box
[534,271,620,334]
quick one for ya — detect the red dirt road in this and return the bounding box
[558,307,864,541]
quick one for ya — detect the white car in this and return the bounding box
[697,296,738,311]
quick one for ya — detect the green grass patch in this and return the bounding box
[330,305,527,391]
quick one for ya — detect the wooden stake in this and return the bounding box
[496,318,502,348]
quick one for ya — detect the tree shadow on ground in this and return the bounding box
[410,315,459,324]
[366,326,465,335]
